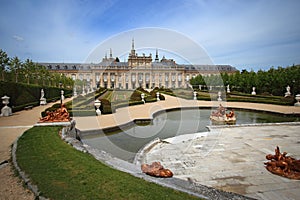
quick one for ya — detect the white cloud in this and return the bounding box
[12,35,24,42]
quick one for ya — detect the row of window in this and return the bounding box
[74,73,187,82]
[46,64,235,71]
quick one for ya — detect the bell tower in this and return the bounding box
[155,49,159,62]
[131,38,136,56]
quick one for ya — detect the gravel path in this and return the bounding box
[0,163,34,200]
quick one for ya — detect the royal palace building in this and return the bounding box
[40,40,238,90]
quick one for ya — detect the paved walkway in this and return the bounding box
[0,98,72,162]
[140,124,300,200]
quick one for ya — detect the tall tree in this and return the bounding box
[9,56,22,83]
[0,49,9,81]
[23,59,34,84]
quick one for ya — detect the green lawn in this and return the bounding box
[16,126,200,200]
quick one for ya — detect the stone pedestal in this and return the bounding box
[40,98,47,105]
[1,106,12,117]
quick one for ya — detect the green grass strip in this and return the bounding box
[16,126,199,200]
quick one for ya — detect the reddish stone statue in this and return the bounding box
[141,161,173,178]
[265,146,300,180]
[39,104,70,122]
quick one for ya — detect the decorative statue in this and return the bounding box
[210,104,236,124]
[285,85,291,97]
[39,104,70,122]
[264,146,300,180]
[40,89,47,105]
[141,162,173,178]
[251,87,256,95]
[226,84,230,93]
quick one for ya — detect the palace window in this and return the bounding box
[95,73,100,82]
[145,73,150,82]
[131,74,136,82]
[111,73,115,82]
[186,75,190,81]
[138,73,143,82]
[178,73,182,82]
[152,73,155,82]
[165,73,169,81]
[79,74,83,81]
[171,73,176,82]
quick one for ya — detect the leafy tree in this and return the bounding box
[0,49,9,81]
[0,49,74,89]
[189,65,300,95]
[9,56,22,83]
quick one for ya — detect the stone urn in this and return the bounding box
[156,92,160,101]
[193,91,197,100]
[295,94,300,107]
[94,99,101,115]
[1,95,12,117]
[141,93,145,104]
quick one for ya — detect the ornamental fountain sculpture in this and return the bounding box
[264,146,300,180]
[39,104,70,122]
[141,161,173,178]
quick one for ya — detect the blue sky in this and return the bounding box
[0,0,300,71]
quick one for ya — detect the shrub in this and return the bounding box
[99,98,114,114]
[0,81,72,112]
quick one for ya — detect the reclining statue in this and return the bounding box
[39,104,70,122]
[265,146,300,180]
[141,161,173,178]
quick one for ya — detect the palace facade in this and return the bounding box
[40,40,238,90]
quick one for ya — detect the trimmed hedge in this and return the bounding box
[0,81,72,112]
